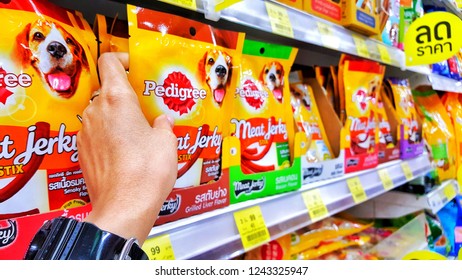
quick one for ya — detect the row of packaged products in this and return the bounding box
[0,0,429,226]
[242,195,462,260]
[276,0,454,52]
[0,0,459,260]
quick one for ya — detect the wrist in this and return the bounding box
[25,217,148,260]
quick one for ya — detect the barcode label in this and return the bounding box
[247,230,268,242]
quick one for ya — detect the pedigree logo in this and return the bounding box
[0,67,32,104]
[235,79,268,110]
[0,220,17,248]
[143,72,207,116]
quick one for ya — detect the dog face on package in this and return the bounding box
[13,19,88,99]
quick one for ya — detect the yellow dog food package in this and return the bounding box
[442,92,462,176]
[232,39,297,174]
[289,72,333,162]
[386,78,421,144]
[128,6,244,188]
[340,55,383,172]
[413,90,457,182]
[0,0,99,219]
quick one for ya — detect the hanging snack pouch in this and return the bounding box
[94,14,129,55]
[231,39,297,174]
[290,73,333,163]
[67,10,98,63]
[386,78,423,159]
[341,56,382,172]
[0,0,99,218]
[413,89,457,183]
[374,84,400,163]
[128,7,244,189]
[441,92,462,174]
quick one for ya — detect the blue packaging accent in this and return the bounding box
[356,10,375,28]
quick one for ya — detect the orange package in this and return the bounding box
[441,92,462,173]
[413,90,457,182]
[232,39,297,174]
[127,6,245,188]
[0,0,99,218]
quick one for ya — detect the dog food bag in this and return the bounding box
[342,57,383,169]
[127,6,245,188]
[374,84,395,152]
[413,90,457,182]
[232,39,297,174]
[289,76,333,162]
[386,78,420,144]
[441,92,462,175]
[0,0,99,218]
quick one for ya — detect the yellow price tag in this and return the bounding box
[401,162,413,180]
[347,176,367,204]
[142,234,176,260]
[215,0,242,11]
[443,183,457,201]
[159,0,197,10]
[378,169,394,190]
[352,34,371,58]
[317,22,339,50]
[302,189,329,222]
[265,2,294,38]
[233,206,270,250]
[377,44,392,64]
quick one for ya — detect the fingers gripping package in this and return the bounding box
[229,39,302,204]
[0,0,98,219]
[127,6,245,223]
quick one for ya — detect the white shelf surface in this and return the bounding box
[145,153,432,260]
[347,179,459,218]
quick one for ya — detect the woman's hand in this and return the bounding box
[77,52,177,244]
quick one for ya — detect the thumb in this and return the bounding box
[152,114,175,130]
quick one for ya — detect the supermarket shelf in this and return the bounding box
[409,72,462,93]
[145,153,432,260]
[347,179,459,218]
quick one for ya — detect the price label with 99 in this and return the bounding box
[142,234,176,260]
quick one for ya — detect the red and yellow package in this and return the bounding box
[244,234,292,260]
[127,6,244,188]
[232,39,297,174]
[0,0,98,218]
[290,75,333,162]
[414,90,457,182]
[340,55,383,171]
[290,216,373,255]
